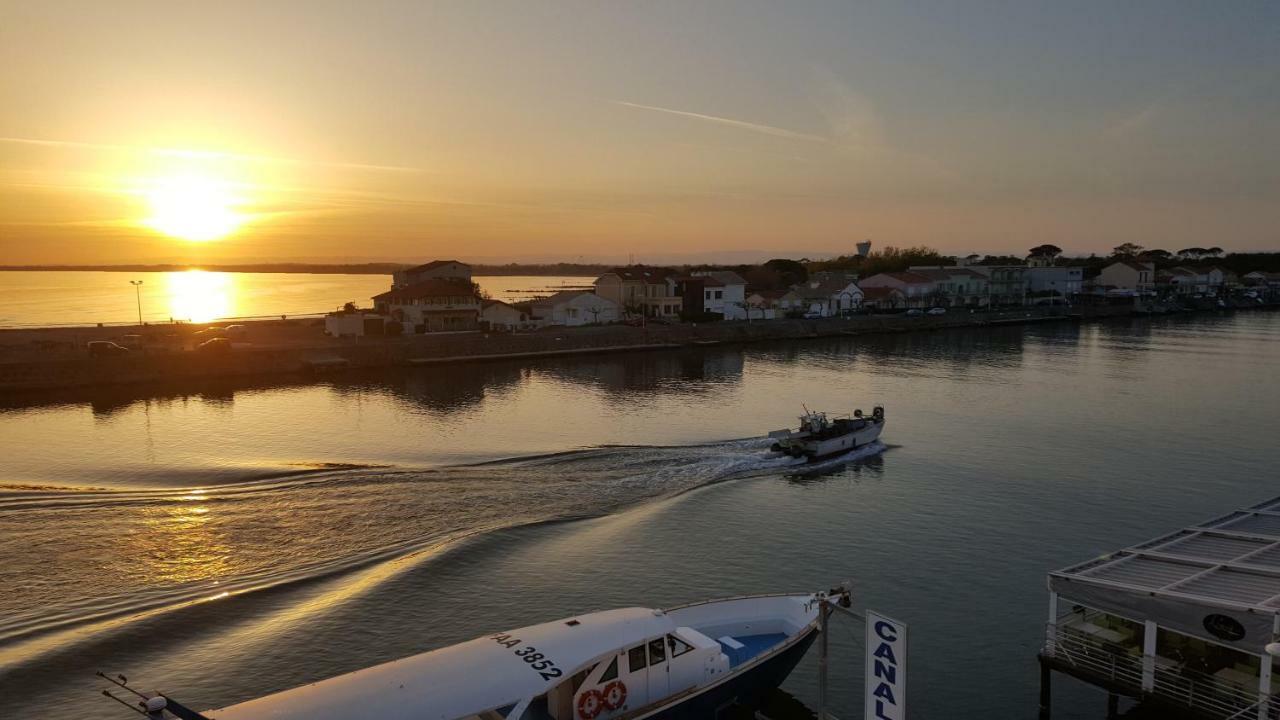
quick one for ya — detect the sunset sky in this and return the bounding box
[1,1,1277,265]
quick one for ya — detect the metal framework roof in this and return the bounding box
[1052,494,1280,614]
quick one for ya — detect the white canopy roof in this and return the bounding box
[206,607,674,720]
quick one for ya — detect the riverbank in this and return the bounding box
[0,304,1256,396]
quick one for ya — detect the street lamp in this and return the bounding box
[129,280,144,326]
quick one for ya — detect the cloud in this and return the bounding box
[1104,103,1161,139]
[0,136,424,173]
[613,101,828,143]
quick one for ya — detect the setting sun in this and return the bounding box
[143,173,245,242]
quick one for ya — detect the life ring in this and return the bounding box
[577,689,604,719]
[601,680,628,711]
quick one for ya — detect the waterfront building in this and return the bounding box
[528,291,619,327]
[392,260,471,289]
[859,271,936,308]
[969,265,1029,306]
[690,270,748,320]
[906,266,991,307]
[1026,266,1084,299]
[860,286,906,310]
[480,300,532,331]
[1098,260,1156,295]
[372,278,481,332]
[1041,494,1280,719]
[324,309,389,338]
[777,277,863,317]
[592,266,683,319]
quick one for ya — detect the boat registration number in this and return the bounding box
[490,633,564,681]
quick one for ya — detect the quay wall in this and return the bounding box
[0,305,1169,394]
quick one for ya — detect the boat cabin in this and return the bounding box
[205,595,819,720]
[1042,494,1280,719]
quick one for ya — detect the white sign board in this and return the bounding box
[865,611,907,720]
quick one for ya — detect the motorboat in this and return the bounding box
[768,406,885,461]
[100,588,850,720]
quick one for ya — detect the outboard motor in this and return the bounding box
[872,406,884,422]
[853,409,863,418]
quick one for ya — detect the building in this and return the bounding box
[372,278,480,332]
[324,309,389,338]
[743,290,783,320]
[1041,493,1280,719]
[859,271,937,308]
[907,267,991,307]
[969,265,1028,306]
[690,270,748,320]
[1098,260,1156,294]
[593,267,683,319]
[393,260,471,289]
[480,300,532,331]
[1027,266,1083,298]
[860,287,906,310]
[528,291,619,327]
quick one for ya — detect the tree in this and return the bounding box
[1206,246,1224,258]
[1112,243,1145,258]
[1177,247,1207,260]
[763,258,808,287]
[1028,244,1063,260]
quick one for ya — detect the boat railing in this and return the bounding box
[1045,622,1277,719]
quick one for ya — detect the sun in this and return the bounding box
[143,173,245,242]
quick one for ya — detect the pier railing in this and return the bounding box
[1046,623,1278,719]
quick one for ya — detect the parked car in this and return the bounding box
[195,337,231,354]
[224,324,248,339]
[119,334,144,348]
[87,341,130,357]
[905,309,924,317]
[802,311,824,319]
[192,326,226,338]
[926,307,947,315]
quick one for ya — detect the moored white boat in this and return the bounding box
[768,406,885,461]
[113,589,848,720]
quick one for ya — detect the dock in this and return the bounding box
[1040,494,1280,719]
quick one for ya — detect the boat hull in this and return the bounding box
[639,626,819,719]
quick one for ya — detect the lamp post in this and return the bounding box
[129,280,144,326]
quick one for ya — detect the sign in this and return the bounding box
[1203,614,1247,642]
[865,611,907,720]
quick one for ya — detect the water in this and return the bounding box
[1,312,1278,718]
[0,271,595,327]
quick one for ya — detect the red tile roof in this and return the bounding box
[402,259,468,274]
[374,278,478,302]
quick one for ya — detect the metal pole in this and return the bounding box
[818,597,829,720]
[130,280,144,326]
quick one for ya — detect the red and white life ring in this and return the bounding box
[601,681,628,711]
[577,689,604,719]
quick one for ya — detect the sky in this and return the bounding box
[1,0,1278,265]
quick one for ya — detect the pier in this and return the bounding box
[1040,494,1280,719]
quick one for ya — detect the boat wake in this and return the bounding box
[0,438,886,669]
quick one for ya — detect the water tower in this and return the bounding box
[856,240,872,257]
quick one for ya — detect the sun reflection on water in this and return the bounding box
[166,270,232,323]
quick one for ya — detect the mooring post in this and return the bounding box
[1039,658,1052,719]
[818,597,829,720]
[1106,692,1119,718]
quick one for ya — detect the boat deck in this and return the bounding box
[717,633,788,668]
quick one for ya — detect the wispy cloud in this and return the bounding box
[1104,103,1161,140]
[614,101,828,143]
[0,136,424,173]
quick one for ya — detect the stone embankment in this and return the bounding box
[0,305,1147,394]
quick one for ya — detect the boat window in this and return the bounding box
[599,657,619,682]
[648,637,666,664]
[668,634,695,658]
[628,644,647,672]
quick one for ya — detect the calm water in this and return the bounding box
[2,312,1279,718]
[0,271,595,327]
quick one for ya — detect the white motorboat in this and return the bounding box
[102,588,851,720]
[768,406,885,461]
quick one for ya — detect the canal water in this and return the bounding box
[1,312,1278,718]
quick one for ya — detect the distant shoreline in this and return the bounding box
[0,263,611,277]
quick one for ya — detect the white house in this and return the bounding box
[779,277,863,317]
[372,278,481,332]
[906,267,990,306]
[859,272,936,308]
[324,310,389,337]
[1098,260,1155,294]
[690,270,748,320]
[480,300,532,331]
[529,291,619,327]
[1026,267,1083,298]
